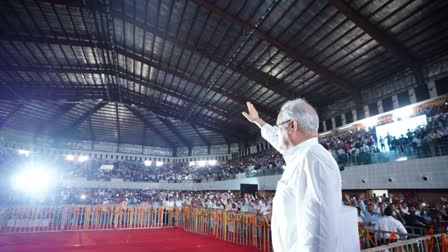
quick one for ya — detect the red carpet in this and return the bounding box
[0,228,259,252]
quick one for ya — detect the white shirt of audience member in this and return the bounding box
[260,203,270,215]
[206,200,213,209]
[374,216,408,240]
[164,199,175,210]
[401,206,409,215]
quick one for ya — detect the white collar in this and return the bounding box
[282,137,318,167]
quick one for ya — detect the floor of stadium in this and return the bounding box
[0,228,259,252]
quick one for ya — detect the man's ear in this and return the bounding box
[291,120,298,132]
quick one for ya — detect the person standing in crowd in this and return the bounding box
[359,193,382,228]
[374,207,408,245]
[243,99,359,252]
[403,205,428,235]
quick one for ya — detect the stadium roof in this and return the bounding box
[0,0,447,150]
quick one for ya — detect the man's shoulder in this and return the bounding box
[391,217,405,227]
[305,144,339,168]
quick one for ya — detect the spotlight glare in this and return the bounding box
[208,160,217,166]
[197,161,206,167]
[144,160,152,166]
[362,117,377,129]
[156,161,163,167]
[17,149,31,156]
[12,167,53,194]
[65,155,74,161]
[80,194,87,200]
[189,161,196,167]
[78,155,89,162]
[394,107,413,120]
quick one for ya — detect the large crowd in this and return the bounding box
[1,184,447,236]
[1,102,448,183]
[0,101,447,185]
[344,192,448,242]
[0,187,274,215]
[321,100,448,165]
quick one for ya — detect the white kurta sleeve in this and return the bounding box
[260,124,281,152]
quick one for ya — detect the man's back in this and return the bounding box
[375,216,407,239]
[271,138,342,252]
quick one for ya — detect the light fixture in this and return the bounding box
[11,166,54,194]
[393,107,413,121]
[17,149,31,156]
[144,160,152,166]
[362,117,377,129]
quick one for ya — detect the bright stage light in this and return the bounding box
[208,160,217,166]
[362,117,377,129]
[189,161,196,167]
[144,160,152,166]
[11,166,54,194]
[156,161,163,167]
[80,194,87,200]
[197,161,206,167]
[17,149,31,156]
[78,155,89,162]
[393,107,413,121]
[65,155,74,161]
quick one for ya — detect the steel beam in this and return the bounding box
[0,27,277,119]
[126,106,176,150]
[115,102,121,149]
[70,102,107,129]
[158,116,192,154]
[0,64,254,125]
[190,123,210,147]
[192,0,356,94]
[0,103,25,128]
[32,0,293,99]
[328,0,425,85]
[33,103,77,138]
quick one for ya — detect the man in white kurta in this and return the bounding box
[243,99,359,252]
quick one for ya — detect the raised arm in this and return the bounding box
[242,102,281,151]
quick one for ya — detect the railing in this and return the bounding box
[1,205,446,252]
[0,205,272,251]
[360,226,420,249]
[334,138,448,168]
[178,207,272,251]
[0,205,173,233]
[361,233,448,252]
[242,139,448,179]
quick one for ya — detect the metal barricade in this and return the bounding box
[176,207,272,252]
[361,233,448,252]
[0,205,176,233]
[2,205,446,252]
